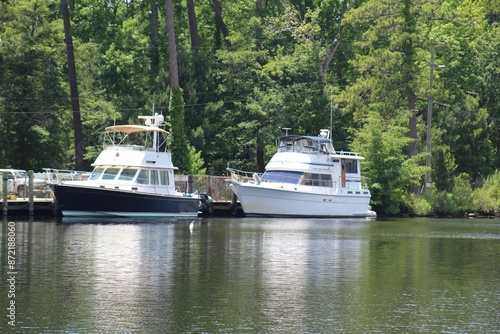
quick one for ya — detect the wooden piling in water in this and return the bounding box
[2,172,7,216]
[29,170,34,215]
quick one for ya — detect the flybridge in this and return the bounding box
[276,129,336,154]
[277,135,335,154]
[103,113,169,152]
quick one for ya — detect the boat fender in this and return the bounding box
[253,173,261,185]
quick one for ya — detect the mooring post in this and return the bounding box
[188,175,194,193]
[230,193,238,216]
[2,172,8,216]
[28,170,34,215]
[53,196,59,216]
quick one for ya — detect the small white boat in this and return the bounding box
[227,129,376,218]
[50,113,208,218]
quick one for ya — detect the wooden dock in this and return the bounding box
[0,198,56,216]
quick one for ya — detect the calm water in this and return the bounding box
[1,216,499,333]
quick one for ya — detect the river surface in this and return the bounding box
[1,216,499,333]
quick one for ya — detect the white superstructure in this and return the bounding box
[227,129,375,218]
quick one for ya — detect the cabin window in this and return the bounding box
[137,170,149,184]
[118,168,137,181]
[136,169,168,185]
[301,173,333,187]
[89,167,105,180]
[262,171,303,184]
[102,167,120,180]
[344,159,358,174]
[159,170,170,185]
[151,170,160,185]
[320,174,333,187]
[301,173,312,185]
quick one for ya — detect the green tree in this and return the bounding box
[351,112,425,215]
[472,171,500,214]
[474,24,500,170]
[342,0,489,208]
[0,0,70,170]
[169,87,190,173]
[61,0,85,170]
[70,0,152,115]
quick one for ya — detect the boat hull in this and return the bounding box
[52,184,199,218]
[230,181,373,218]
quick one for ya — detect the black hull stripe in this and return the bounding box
[53,184,199,215]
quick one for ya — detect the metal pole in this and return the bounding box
[330,89,333,138]
[425,50,434,197]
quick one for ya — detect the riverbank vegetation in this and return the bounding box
[0,0,499,216]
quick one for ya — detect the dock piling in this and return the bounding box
[29,170,34,215]
[2,172,7,216]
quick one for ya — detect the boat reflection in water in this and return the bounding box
[3,217,500,332]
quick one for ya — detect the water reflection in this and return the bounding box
[0,217,499,332]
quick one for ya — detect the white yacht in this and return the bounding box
[227,129,376,218]
[50,113,207,218]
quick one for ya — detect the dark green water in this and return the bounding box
[1,217,499,333]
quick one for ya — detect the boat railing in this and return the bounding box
[227,168,369,193]
[43,168,91,183]
[103,127,169,153]
[337,175,370,191]
[334,151,361,157]
[226,168,262,184]
[104,144,154,151]
[345,177,363,190]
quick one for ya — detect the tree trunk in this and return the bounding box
[321,2,347,77]
[165,0,179,88]
[165,0,189,173]
[61,0,84,171]
[408,92,418,157]
[255,0,264,170]
[211,0,231,47]
[186,0,199,54]
[149,0,160,76]
[256,0,262,10]
[409,91,420,195]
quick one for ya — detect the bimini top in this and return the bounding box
[277,135,332,144]
[277,135,335,154]
[105,125,168,134]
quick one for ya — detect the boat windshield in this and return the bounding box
[89,167,105,180]
[262,171,303,184]
[118,168,138,181]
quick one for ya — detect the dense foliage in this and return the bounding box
[0,0,498,216]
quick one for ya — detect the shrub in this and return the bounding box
[472,170,500,214]
[409,194,433,216]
